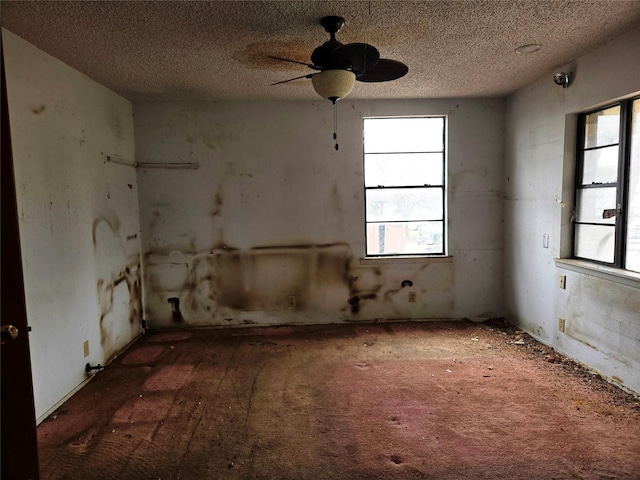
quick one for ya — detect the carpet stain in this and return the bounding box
[121,345,164,365]
[37,321,640,480]
[142,364,195,391]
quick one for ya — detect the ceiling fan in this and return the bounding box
[270,15,409,101]
[270,16,408,149]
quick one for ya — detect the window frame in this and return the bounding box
[572,96,638,270]
[362,115,447,258]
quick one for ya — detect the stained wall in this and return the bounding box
[134,98,505,328]
[4,29,506,422]
[504,25,640,394]
[3,30,143,421]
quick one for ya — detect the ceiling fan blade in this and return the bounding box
[268,56,321,70]
[271,73,314,86]
[332,43,380,75]
[356,59,408,82]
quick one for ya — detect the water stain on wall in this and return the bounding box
[331,183,344,216]
[144,178,452,326]
[564,274,640,368]
[144,238,452,328]
[92,215,121,247]
[97,260,143,354]
[93,215,143,359]
[211,189,223,216]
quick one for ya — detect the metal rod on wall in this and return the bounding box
[103,153,136,167]
[103,153,199,170]
[136,162,199,170]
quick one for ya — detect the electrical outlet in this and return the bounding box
[559,275,566,289]
[287,295,296,308]
[83,340,90,358]
[558,317,566,333]
[408,291,416,303]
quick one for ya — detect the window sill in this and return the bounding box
[360,255,453,266]
[555,258,640,289]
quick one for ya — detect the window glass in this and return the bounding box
[364,117,446,256]
[575,187,617,225]
[575,224,615,263]
[581,146,619,185]
[364,153,443,187]
[367,221,444,255]
[625,99,640,272]
[584,105,620,149]
[364,117,444,153]
[366,188,443,222]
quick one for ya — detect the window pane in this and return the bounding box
[367,221,444,255]
[363,116,446,257]
[575,187,617,224]
[581,146,619,185]
[626,98,640,272]
[627,219,640,273]
[364,153,443,187]
[366,188,443,222]
[364,117,444,153]
[584,105,620,149]
[574,224,615,263]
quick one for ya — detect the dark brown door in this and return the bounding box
[1,40,41,480]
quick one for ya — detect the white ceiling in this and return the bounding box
[2,1,640,102]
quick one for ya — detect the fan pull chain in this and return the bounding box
[333,100,339,151]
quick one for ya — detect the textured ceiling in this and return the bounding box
[2,1,640,102]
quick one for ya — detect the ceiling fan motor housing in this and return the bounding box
[320,16,346,36]
[311,40,345,68]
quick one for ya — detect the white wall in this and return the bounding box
[3,30,143,421]
[504,26,640,394]
[6,16,637,422]
[134,98,504,328]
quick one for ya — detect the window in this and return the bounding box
[574,97,640,273]
[363,117,446,256]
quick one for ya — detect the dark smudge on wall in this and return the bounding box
[97,259,143,359]
[93,215,143,359]
[143,241,454,328]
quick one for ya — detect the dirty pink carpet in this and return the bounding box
[38,320,640,479]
